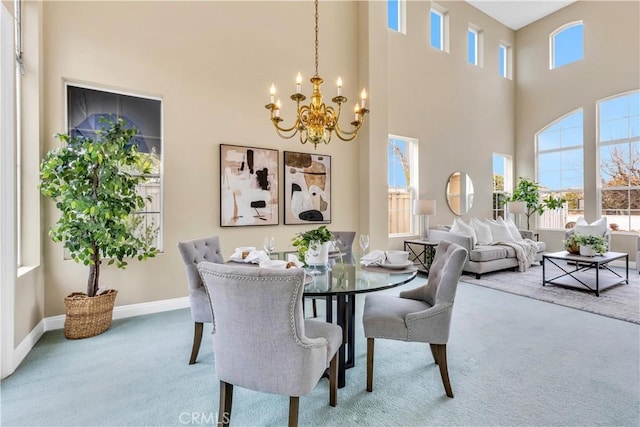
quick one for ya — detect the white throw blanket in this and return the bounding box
[493,239,538,272]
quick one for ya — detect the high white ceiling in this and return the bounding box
[466,1,578,30]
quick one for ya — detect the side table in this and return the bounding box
[404,239,438,275]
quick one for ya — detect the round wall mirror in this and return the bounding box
[446,172,474,215]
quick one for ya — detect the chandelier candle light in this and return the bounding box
[265,0,369,149]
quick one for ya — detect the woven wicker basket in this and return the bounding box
[63,289,118,339]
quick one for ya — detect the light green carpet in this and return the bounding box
[1,280,639,426]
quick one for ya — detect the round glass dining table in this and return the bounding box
[277,253,419,388]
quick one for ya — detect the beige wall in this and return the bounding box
[38,0,362,317]
[387,0,516,237]
[515,0,640,257]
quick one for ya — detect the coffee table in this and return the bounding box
[542,251,629,296]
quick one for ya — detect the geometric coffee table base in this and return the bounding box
[542,251,629,297]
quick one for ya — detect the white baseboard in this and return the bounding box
[44,296,190,330]
[12,296,190,374]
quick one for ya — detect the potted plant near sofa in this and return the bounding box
[572,233,608,257]
[40,118,158,339]
[505,177,566,230]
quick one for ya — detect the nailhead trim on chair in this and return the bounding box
[198,269,326,350]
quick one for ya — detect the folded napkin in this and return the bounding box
[286,253,304,268]
[360,250,387,266]
[230,249,270,264]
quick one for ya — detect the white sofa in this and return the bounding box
[429,228,546,279]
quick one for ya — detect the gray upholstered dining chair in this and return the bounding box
[362,241,468,398]
[331,231,356,260]
[177,236,225,364]
[197,262,342,427]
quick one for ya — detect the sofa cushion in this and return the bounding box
[451,218,477,246]
[574,216,607,237]
[484,218,515,243]
[470,241,545,262]
[471,218,493,245]
[504,217,524,241]
[469,245,508,262]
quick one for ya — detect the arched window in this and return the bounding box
[598,91,640,232]
[550,21,583,69]
[536,109,584,228]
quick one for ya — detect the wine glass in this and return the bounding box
[359,234,370,255]
[306,240,322,275]
[263,236,275,258]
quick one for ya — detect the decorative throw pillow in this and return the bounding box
[483,218,515,243]
[451,218,477,246]
[471,218,493,245]
[503,217,524,241]
[574,216,607,236]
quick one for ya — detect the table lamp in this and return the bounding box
[507,201,527,229]
[413,199,436,240]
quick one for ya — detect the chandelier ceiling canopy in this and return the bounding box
[265,0,369,149]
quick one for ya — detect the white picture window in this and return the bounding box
[430,4,449,53]
[536,109,584,229]
[387,0,406,34]
[388,135,417,236]
[598,91,640,232]
[66,84,164,250]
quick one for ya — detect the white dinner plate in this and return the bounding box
[376,260,413,270]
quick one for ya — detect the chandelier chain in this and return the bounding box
[314,0,319,77]
[265,0,369,149]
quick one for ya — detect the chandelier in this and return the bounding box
[265,0,369,149]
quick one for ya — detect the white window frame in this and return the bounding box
[468,24,483,67]
[387,0,406,35]
[597,90,640,232]
[388,135,418,237]
[65,83,165,252]
[535,109,584,229]
[499,42,512,79]
[549,20,584,70]
[492,153,513,220]
[430,3,449,53]
[1,0,17,379]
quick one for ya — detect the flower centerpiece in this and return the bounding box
[291,225,334,266]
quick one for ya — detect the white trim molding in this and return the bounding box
[1,1,17,380]
[11,296,190,374]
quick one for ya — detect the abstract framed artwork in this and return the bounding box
[220,144,279,227]
[283,151,331,225]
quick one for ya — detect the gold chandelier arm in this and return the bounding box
[271,117,300,135]
[333,123,360,142]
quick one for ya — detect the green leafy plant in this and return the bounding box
[291,225,333,266]
[39,118,158,297]
[505,177,566,230]
[572,233,608,255]
[562,234,581,253]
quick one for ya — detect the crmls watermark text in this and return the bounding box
[179,412,230,425]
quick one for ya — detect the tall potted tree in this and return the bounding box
[505,177,566,230]
[40,118,158,339]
